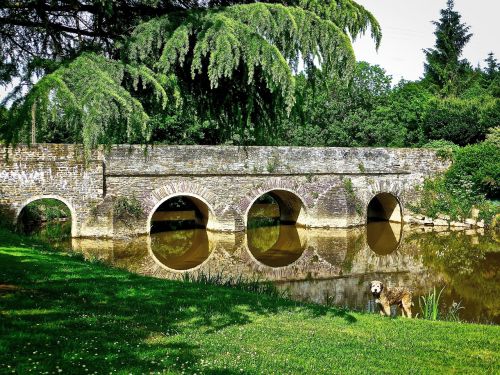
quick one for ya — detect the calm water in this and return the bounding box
[59,221,500,324]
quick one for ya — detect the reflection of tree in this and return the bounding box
[150,229,211,271]
[39,222,72,243]
[247,226,280,253]
[447,253,500,320]
[341,231,365,273]
[150,229,197,256]
[18,199,72,240]
[247,225,305,268]
[410,231,500,322]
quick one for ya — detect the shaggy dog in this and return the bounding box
[370,280,413,318]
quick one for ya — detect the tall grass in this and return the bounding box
[419,287,445,320]
[181,271,288,299]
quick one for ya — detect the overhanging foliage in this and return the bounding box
[1,0,381,152]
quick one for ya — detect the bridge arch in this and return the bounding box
[366,192,403,254]
[146,193,217,233]
[16,195,78,237]
[244,188,308,228]
[366,192,402,223]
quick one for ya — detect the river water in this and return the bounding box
[57,221,499,324]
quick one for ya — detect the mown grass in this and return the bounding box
[1,228,499,374]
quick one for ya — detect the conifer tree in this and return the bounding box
[484,52,499,82]
[423,0,472,95]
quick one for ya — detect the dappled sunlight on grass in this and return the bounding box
[0,228,499,374]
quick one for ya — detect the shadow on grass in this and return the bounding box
[0,229,356,373]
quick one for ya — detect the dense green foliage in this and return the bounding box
[18,199,71,223]
[15,199,72,242]
[1,0,381,152]
[447,141,500,199]
[421,96,498,146]
[113,196,144,223]
[410,136,500,224]
[0,1,498,149]
[1,228,499,374]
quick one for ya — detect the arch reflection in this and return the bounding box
[247,224,306,267]
[366,221,402,255]
[150,228,212,271]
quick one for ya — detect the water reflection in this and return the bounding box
[150,229,212,271]
[64,224,499,324]
[366,221,402,255]
[247,225,306,267]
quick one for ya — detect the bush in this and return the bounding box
[447,142,500,199]
[422,97,489,146]
[422,139,460,159]
[485,126,500,146]
[113,196,143,223]
[411,141,500,224]
[0,204,15,230]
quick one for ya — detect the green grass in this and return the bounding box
[1,229,499,374]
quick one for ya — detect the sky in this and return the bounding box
[1,0,499,99]
[352,0,500,84]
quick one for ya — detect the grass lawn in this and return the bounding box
[1,228,499,374]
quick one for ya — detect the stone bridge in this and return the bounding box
[0,144,449,238]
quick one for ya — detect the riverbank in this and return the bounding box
[0,229,499,374]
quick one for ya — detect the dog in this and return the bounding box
[370,280,413,318]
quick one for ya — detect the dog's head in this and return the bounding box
[370,280,384,297]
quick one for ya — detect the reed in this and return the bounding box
[419,286,445,321]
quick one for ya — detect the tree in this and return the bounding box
[484,52,499,81]
[423,0,472,95]
[482,52,500,98]
[366,81,433,147]
[0,1,381,153]
[421,96,498,146]
[277,61,393,147]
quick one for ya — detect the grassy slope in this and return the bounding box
[0,229,499,374]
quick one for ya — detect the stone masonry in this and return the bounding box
[0,144,450,238]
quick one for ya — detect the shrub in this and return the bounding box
[422,97,492,146]
[447,142,500,199]
[422,139,459,160]
[0,204,15,230]
[412,141,500,224]
[113,196,143,223]
[342,178,363,216]
[485,126,500,146]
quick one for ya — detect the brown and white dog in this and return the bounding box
[370,280,413,318]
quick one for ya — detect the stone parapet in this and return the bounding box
[0,144,450,237]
